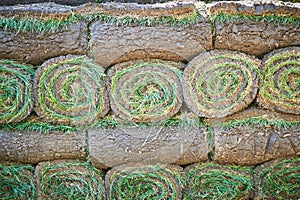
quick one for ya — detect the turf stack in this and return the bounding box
[108,59,183,122]
[258,47,300,114]
[184,163,254,200]
[35,161,106,200]
[106,163,182,200]
[34,55,109,126]
[0,164,36,200]
[0,60,34,124]
[256,158,300,199]
[183,50,260,118]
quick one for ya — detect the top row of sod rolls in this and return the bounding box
[1,46,299,125]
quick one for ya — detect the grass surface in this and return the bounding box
[185,163,253,200]
[259,158,300,199]
[0,164,36,200]
[0,60,34,124]
[39,162,106,200]
[220,117,300,130]
[0,10,203,34]
[212,13,300,25]
[106,164,182,200]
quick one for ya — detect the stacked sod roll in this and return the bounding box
[183,50,260,118]
[36,161,106,200]
[0,164,36,200]
[34,55,109,126]
[108,59,183,122]
[258,47,300,114]
[0,60,34,123]
[106,163,182,200]
[184,163,254,200]
[257,157,300,199]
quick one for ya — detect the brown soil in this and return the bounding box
[91,21,212,68]
[0,22,88,65]
[0,130,86,163]
[88,125,208,169]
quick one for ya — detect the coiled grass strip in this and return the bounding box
[38,161,106,200]
[258,47,300,114]
[34,55,109,125]
[258,158,300,199]
[183,50,260,118]
[0,60,34,123]
[106,164,182,200]
[0,164,36,200]
[109,59,183,122]
[184,163,253,200]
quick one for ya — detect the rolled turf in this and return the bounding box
[0,164,36,200]
[257,157,300,199]
[36,161,106,200]
[0,60,34,123]
[106,163,183,200]
[258,46,300,114]
[108,59,183,122]
[183,50,260,118]
[34,55,109,126]
[184,163,254,200]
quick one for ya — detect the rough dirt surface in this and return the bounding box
[208,0,300,16]
[0,22,88,65]
[0,0,172,6]
[0,130,86,163]
[213,125,300,165]
[91,21,212,67]
[215,20,300,57]
[88,125,208,169]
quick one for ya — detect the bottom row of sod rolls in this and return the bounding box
[1,158,299,199]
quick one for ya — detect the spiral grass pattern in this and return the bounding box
[258,47,300,114]
[183,50,260,118]
[0,60,34,123]
[34,55,109,125]
[258,158,300,199]
[108,59,183,122]
[38,162,106,200]
[184,163,253,200]
[0,164,36,200]
[106,164,182,200]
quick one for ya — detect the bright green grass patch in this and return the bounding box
[0,116,118,133]
[259,157,300,199]
[212,13,300,25]
[220,117,300,129]
[0,11,203,34]
[0,164,36,200]
[107,164,182,200]
[40,162,106,200]
[0,114,204,133]
[185,163,253,200]
[0,60,35,124]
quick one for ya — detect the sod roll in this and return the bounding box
[36,161,106,200]
[106,163,182,200]
[108,59,183,122]
[34,55,109,126]
[184,163,254,200]
[183,50,260,118]
[0,164,36,200]
[0,60,34,123]
[258,47,300,114]
[256,158,300,199]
